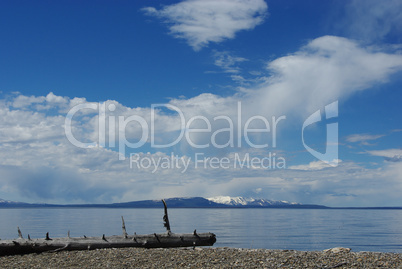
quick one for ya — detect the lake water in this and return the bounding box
[1,208,401,253]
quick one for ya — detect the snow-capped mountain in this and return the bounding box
[207,196,300,207]
[0,198,28,206]
[0,198,17,204]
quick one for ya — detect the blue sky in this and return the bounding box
[0,0,401,206]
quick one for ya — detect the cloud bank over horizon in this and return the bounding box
[0,34,402,206]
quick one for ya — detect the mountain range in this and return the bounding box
[2,197,401,209]
[0,196,328,209]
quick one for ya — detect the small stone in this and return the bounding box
[323,247,351,253]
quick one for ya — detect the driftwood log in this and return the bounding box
[0,200,216,256]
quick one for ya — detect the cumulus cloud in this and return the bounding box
[1,92,401,206]
[142,0,268,50]
[12,95,45,109]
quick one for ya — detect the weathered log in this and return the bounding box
[0,232,216,256]
[0,199,216,256]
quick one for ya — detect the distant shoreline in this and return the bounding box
[1,196,401,209]
[1,204,402,210]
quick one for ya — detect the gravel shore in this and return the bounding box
[0,247,401,268]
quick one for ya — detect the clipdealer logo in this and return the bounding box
[65,102,286,158]
[64,101,338,170]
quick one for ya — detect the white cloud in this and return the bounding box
[12,92,71,111]
[142,0,268,50]
[247,36,402,119]
[12,95,45,109]
[0,108,65,143]
[339,0,402,43]
[289,160,342,171]
[45,92,69,105]
[366,149,402,160]
[213,50,248,73]
[346,133,385,144]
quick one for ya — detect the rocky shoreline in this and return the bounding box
[0,247,401,268]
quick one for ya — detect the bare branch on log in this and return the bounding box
[102,234,107,241]
[162,199,171,234]
[17,227,23,239]
[121,216,128,238]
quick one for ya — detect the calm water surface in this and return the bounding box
[0,208,401,252]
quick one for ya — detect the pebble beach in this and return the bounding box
[0,247,401,268]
